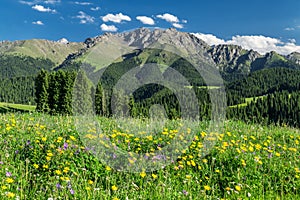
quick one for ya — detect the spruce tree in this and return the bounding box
[72,70,93,115]
[35,70,49,112]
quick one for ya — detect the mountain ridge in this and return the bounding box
[1,28,300,79]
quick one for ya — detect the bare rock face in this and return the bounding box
[118,28,211,52]
[207,44,261,73]
[287,52,300,65]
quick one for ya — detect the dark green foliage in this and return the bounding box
[35,70,77,115]
[72,70,94,115]
[57,70,76,115]
[227,91,300,127]
[0,76,35,104]
[168,58,206,86]
[0,55,54,79]
[35,70,49,112]
[227,68,300,98]
[48,72,61,114]
[95,81,107,116]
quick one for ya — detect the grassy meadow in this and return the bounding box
[0,113,299,199]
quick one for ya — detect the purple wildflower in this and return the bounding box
[56,183,62,190]
[183,190,188,195]
[63,142,68,150]
[70,189,75,195]
[6,171,12,177]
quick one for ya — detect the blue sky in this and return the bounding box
[1,0,300,54]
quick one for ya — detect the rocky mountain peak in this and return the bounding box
[57,38,69,44]
[286,52,300,65]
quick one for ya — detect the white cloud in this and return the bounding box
[193,33,300,55]
[192,33,227,46]
[284,27,295,31]
[289,39,297,43]
[32,4,56,13]
[32,20,44,25]
[74,1,92,6]
[75,11,95,24]
[44,0,61,4]
[102,13,131,23]
[157,13,179,23]
[91,6,100,11]
[19,1,35,5]
[172,23,183,29]
[20,0,60,5]
[182,19,188,24]
[100,24,118,32]
[226,35,284,54]
[136,16,155,25]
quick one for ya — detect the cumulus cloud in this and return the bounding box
[192,33,226,46]
[75,11,95,24]
[74,1,92,6]
[32,20,44,25]
[193,33,300,55]
[102,13,131,23]
[91,6,100,11]
[157,13,179,23]
[100,24,118,32]
[32,4,56,13]
[136,16,155,25]
[172,23,183,29]
[21,0,60,5]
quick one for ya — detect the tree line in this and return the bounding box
[34,69,300,129]
[227,90,300,127]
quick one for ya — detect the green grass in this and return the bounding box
[0,113,299,199]
[3,39,84,65]
[0,102,36,112]
[185,86,221,89]
[230,95,266,108]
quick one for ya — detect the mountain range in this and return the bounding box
[1,27,300,81]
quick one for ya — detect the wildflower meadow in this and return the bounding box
[0,113,299,199]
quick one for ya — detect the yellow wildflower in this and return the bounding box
[111,185,118,191]
[235,185,241,191]
[6,178,14,184]
[63,167,70,173]
[55,170,62,175]
[152,174,158,179]
[140,171,146,178]
[6,192,15,198]
[204,185,211,191]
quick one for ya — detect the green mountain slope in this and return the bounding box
[0,39,84,65]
